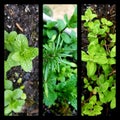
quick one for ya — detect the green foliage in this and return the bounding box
[4,31,38,72]
[4,89,26,116]
[43,6,77,111]
[4,30,38,116]
[81,8,116,116]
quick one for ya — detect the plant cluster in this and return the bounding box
[81,8,116,116]
[43,6,77,115]
[4,31,38,116]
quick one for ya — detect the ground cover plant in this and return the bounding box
[43,5,77,116]
[81,6,116,116]
[4,31,38,116]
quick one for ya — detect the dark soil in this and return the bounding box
[4,4,39,116]
[81,4,116,116]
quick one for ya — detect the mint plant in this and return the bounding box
[81,7,116,116]
[4,30,38,116]
[43,6,77,115]
[4,31,38,72]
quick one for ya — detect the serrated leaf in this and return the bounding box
[12,100,25,113]
[13,89,23,100]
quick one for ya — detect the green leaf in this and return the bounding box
[4,105,12,116]
[82,7,97,22]
[100,81,109,92]
[4,80,13,90]
[47,29,57,39]
[12,100,25,113]
[56,19,66,32]
[13,34,28,51]
[5,31,17,52]
[82,51,89,61]
[21,59,33,72]
[94,55,108,64]
[86,61,97,77]
[4,90,13,107]
[101,18,113,26]
[110,46,116,57]
[108,58,116,64]
[43,5,53,17]
[68,6,77,28]
[44,20,57,29]
[13,89,23,100]
[61,32,72,44]
[110,97,116,109]
[109,34,116,42]
[64,14,69,25]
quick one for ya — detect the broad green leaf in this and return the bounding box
[56,19,66,32]
[4,90,13,106]
[21,59,33,72]
[101,18,113,26]
[61,32,72,44]
[4,80,13,90]
[102,64,112,75]
[5,31,17,52]
[86,61,97,77]
[110,46,116,57]
[47,29,57,39]
[13,89,23,100]
[109,34,116,42]
[88,32,98,43]
[43,88,57,107]
[44,20,57,29]
[4,105,12,116]
[82,51,89,61]
[108,58,116,64]
[100,81,109,92]
[82,7,97,22]
[94,55,108,64]
[12,100,25,113]
[13,34,28,51]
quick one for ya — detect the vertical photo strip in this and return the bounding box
[43,4,77,116]
[81,4,116,116]
[4,4,39,116]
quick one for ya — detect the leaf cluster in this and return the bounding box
[43,6,77,111]
[81,8,116,116]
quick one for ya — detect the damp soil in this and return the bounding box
[4,4,39,116]
[81,4,116,116]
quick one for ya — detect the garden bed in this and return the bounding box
[4,4,39,116]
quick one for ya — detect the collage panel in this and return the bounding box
[43,4,77,116]
[81,4,116,116]
[4,4,39,116]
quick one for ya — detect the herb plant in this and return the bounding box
[4,31,38,116]
[43,6,77,115]
[81,7,116,116]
